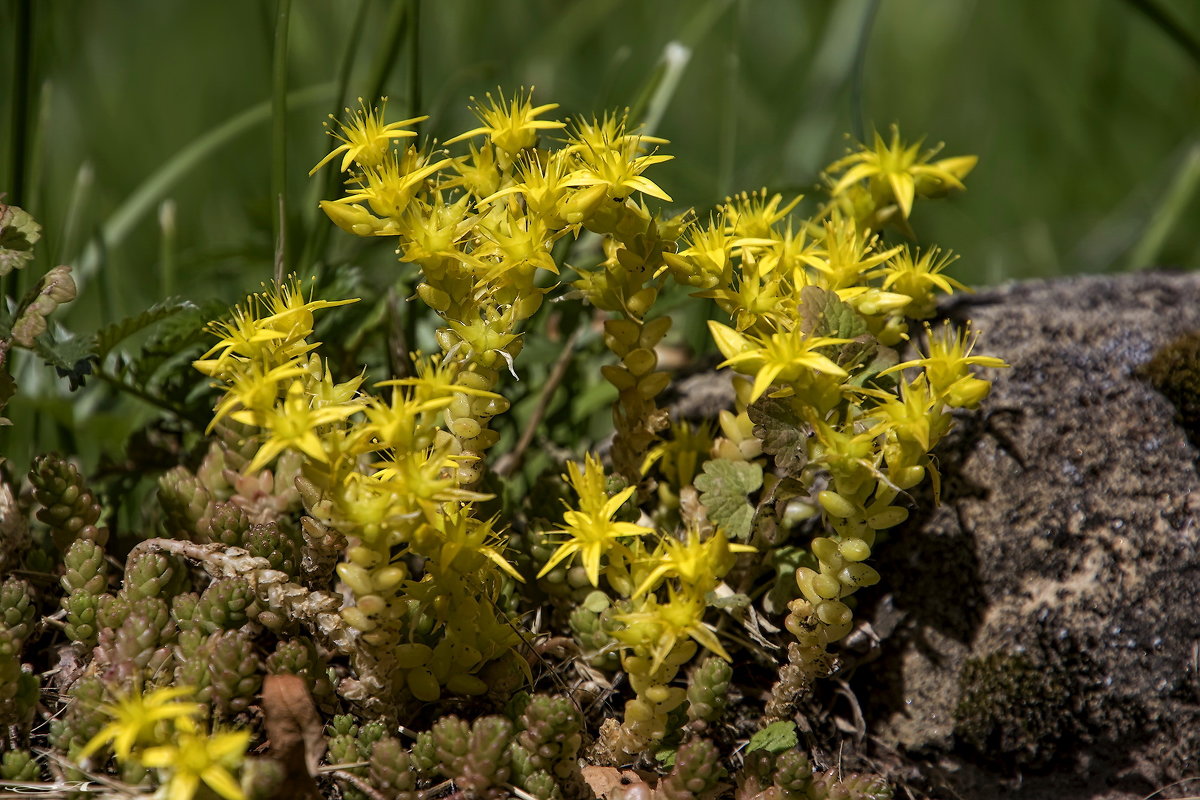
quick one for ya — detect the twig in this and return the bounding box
[331,770,386,800]
[493,325,583,478]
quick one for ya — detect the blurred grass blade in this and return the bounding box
[55,161,93,267]
[158,199,177,297]
[272,0,293,283]
[1126,141,1200,271]
[628,0,732,133]
[72,82,335,288]
[301,0,412,279]
[298,0,370,274]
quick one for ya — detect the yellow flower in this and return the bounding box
[79,685,201,763]
[633,527,754,597]
[257,275,358,340]
[445,87,565,156]
[140,722,250,800]
[537,453,653,587]
[231,379,361,471]
[708,321,851,403]
[722,189,802,240]
[337,148,454,221]
[193,304,290,378]
[564,119,673,202]
[800,215,900,291]
[612,588,729,671]
[423,506,523,582]
[309,97,427,175]
[660,214,734,290]
[208,359,307,431]
[876,245,968,319]
[882,321,1007,408]
[827,125,976,218]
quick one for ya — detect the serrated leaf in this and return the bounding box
[747,397,810,476]
[847,344,900,390]
[33,332,96,390]
[798,285,867,339]
[746,720,798,754]
[835,334,877,371]
[92,297,197,359]
[0,203,42,276]
[694,459,763,541]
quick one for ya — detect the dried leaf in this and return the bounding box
[583,765,651,799]
[0,203,41,276]
[261,674,324,800]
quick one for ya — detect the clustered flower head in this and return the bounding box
[80,685,250,800]
[175,91,1001,783]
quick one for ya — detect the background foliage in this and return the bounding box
[2,0,1199,477]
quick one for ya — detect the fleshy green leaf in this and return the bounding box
[746,720,798,754]
[747,397,810,476]
[798,285,866,339]
[705,590,750,610]
[0,204,42,276]
[694,459,763,541]
[93,297,197,359]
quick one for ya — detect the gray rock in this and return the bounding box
[859,271,1200,799]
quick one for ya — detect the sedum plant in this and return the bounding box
[0,88,1003,800]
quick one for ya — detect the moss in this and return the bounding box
[1140,330,1200,449]
[953,650,1071,769]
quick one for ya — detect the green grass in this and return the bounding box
[2,0,1199,469]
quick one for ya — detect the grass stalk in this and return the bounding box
[272,0,293,283]
[297,0,370,276]
[71,82,335,291]
[1125,142,1200,271]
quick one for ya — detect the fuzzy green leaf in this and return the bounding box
[33,333,95,389]
[746,720,798,754]
[0,204,41,276]
[847,344,900,390]
[747,397,810,476]
[93,297,197,359]
[122,299,226,385]
[798,285,867,339]
[694,459,763,541]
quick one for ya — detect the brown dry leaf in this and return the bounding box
[261,673,325,800]
[581,765,663,800]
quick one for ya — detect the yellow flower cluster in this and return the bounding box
[658,131,1001,688]
[539,453,753,758]
[80,686,248,800]
[193,92,1001,753]
[313,90,682,487]
[195,278,525,708]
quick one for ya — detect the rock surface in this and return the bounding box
[857,271,1200,799]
